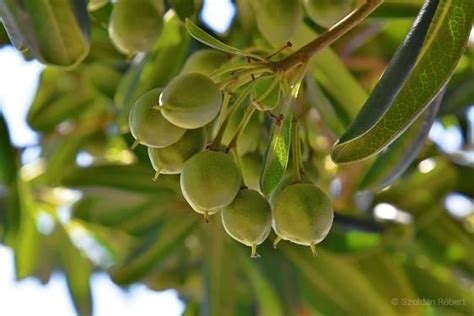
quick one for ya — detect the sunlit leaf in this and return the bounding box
[332,0,473,163]
[260,97,293,196]
[0,0,90,68]
[359,89,444,191]
[185,18,266,62]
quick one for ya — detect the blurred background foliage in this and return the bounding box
[0,0,473,315]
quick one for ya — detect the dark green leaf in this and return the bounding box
[359,89,444,191]
[260,97,293,196]
[184,18,265,61]
[58,225,93,316]
[0,0,90,68]
[61,164,180,194]
[110,215,197,285]
[332,0,473,163]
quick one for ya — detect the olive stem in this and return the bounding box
[210,84,253,150]
[291,119,302,182]
[272,0,383,72]
[273,236,282,249]
[152,171,160,182]
[250,244,260,258]
[309,243,319,257]
[226,105,256,151]
[130,139,140,150]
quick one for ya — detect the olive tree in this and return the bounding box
[0,0,473,315]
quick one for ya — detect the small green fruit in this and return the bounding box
[181,49,229,76]
[251,75,282,111]
[180,151,241,217]
[160,73,222,129]
[148,128,207,180]
[221,189,272,257]
[272,183,333,255]
[109,0,164,54]
[240,152,262,192]
[253,0,302,47]
[304,0,353,28]
[129,88,186,148]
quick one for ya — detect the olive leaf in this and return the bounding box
[241,255,284,316]
[0,0,90,68]
[332,0,473,163]
[59,225,93,316]
[304,75,346,136]
[260,97,293,196]
[281,245,397,315]
[184,18,266,61]
[110,215,197,285]
[61,164,180,194]
[359,89,444,191]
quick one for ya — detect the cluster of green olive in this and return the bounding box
[128,66,333,257]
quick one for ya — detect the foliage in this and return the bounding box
[0,0,473,315]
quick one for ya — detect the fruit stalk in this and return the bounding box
[273,0,383,72]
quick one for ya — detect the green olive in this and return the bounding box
[251,75,282,111]
[180,151,241,217]
[129,88,186,148]
[240,152,262,192]
[109,0,164,55]
[304,0,353,28]
[181,49,229,76]
[272,183,333,255]
[221,189,272,257]
[253,0,302,47]
[148,128,207,180]
[159,73,222,129]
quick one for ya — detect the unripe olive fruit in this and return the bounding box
[148,128,207,180]
[253,0,302,47]
[109,0,164,55]
[129,89,186,148]
[272,183,333,255]
[181,49,229,76]
[180,151,241,217]
[304,0,353,28]
[159,73,222,129]
[221,189,272,257]
[251,75,282,111]
[240,152,262,192]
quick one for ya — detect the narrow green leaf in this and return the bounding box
[304,76,346,136]
[62,164,180,194]
[110,215,197,285]
[59,225,93,316]
[241,256,284,316]
[332,0,473,163]
[260,97,293,196]
[184,18,265,61]
[359,89,444,191]
[282,245,397,316]
[14,178,40,279]
[0,0,90,68]
[0,112,17,185]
